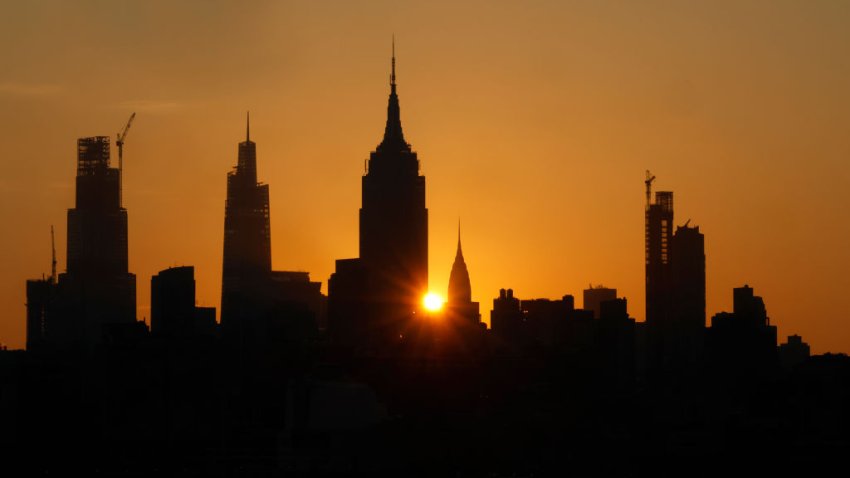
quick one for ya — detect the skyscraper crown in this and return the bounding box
[377,38,410,153]
[448,222,472,304]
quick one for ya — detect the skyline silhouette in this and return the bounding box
[2,2,850,356]
[3,5,850,473]
[3,82,838,356]
[9,57,822,356]
[11,45,822,376]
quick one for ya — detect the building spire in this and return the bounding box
[456,219,463,259]
[391,35,396,92]
[246,111,251,142]
[448,219,472,304]
[377,36,409,152]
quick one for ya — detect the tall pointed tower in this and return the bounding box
[446,224,480,325]
[359,42,428,315]
[221,114,272,330]
[447,224,471,304]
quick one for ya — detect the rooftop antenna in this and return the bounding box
[644,170,656,207]
[391,35,396,88]
[116,112,136,207]
[50,225,56,285]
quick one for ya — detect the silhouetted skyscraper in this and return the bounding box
[359,45,428,316]
[27,136,138,349]
[68,137,130,276]
[219,117,325,347]
[448,227,471,305]
[221,115,272,331]
[645,180,709,375]
[329,44,428,347]
[446,225,480,325]
[646,189,673,328]
[671,224,705,327]
[644,174,678,377]
[669,223,706,369]
[68,136,138,335]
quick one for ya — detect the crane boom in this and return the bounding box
[645,170,656,207]
[116,112,136,207]
[50,225,56,285]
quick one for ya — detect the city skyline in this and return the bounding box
[3,1,850,353]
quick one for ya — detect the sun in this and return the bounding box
[422,292,445,312]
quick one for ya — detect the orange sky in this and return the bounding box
[1,1,849,353]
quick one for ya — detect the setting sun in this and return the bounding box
[422,292,445,312]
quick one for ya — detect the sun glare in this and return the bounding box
[423,292,445,312]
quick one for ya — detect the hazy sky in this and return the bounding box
[1,0,849,353]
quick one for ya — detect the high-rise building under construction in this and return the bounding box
[220,117,272,332]
[27,136,137,350]
[645,178,673,328]
[220,117,323,344]
[644,173,709,375]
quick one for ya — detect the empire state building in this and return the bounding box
[359,45,429,314]
[328,44,429,346]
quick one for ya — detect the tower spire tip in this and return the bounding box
[456,218,463,257]
[391,35,396,88]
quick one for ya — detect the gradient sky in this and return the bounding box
[1,0,849,353]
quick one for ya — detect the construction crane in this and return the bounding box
[116,112,136,207]
[50,225,56,285]
[645,170,656,207]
